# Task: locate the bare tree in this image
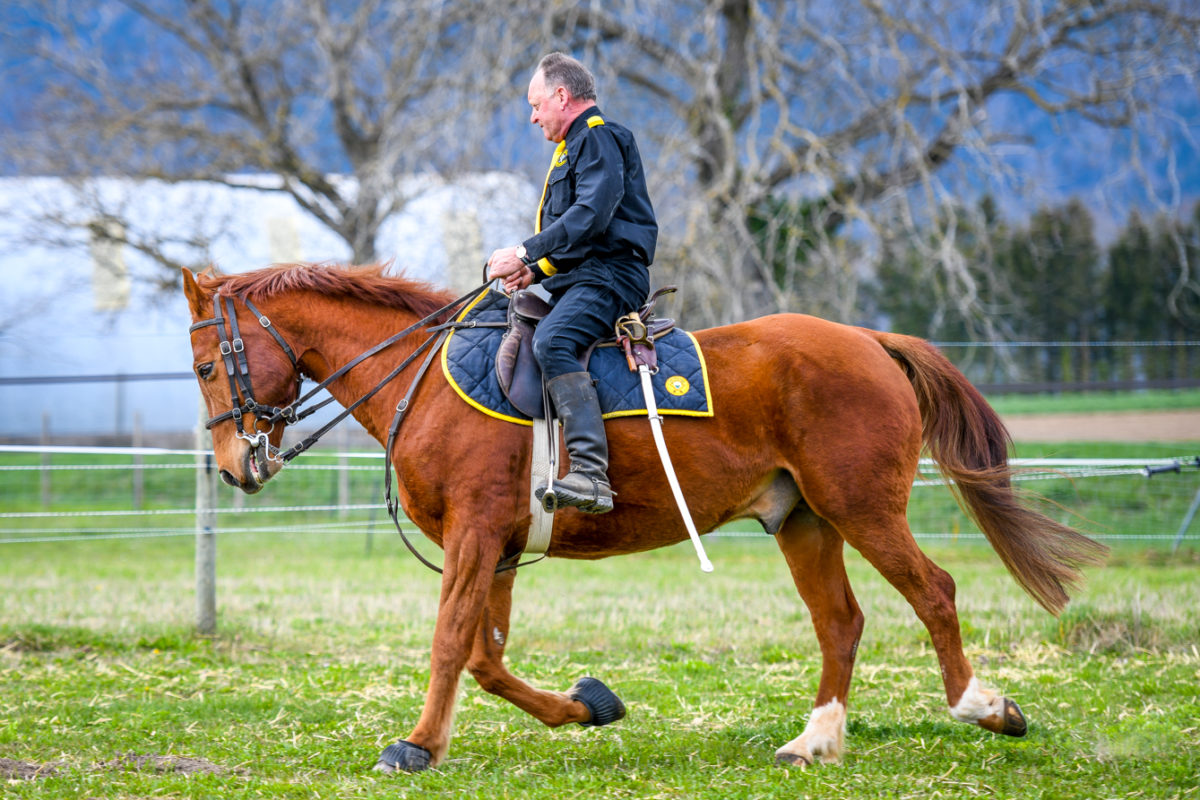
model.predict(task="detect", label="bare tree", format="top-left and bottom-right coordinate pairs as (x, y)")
top-left (5, 1), bottom-right (1197, 329)
top-left (550, 0), bottom-right (1200, 327)
top-left (3, 0), bottom-right (534, 273)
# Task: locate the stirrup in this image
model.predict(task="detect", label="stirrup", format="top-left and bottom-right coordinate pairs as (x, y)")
top-left (536, 475), bottom-right (613, 514)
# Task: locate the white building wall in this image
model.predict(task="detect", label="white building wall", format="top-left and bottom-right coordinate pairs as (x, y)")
top-left (0, 174), bottom-right (536, 438)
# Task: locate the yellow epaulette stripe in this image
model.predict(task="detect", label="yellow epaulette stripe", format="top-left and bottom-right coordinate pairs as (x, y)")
top-left (587, 115), bottom-right (605, 127)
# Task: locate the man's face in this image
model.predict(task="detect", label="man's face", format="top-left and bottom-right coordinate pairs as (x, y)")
top-left (528, 71), bottom-right (569, 143)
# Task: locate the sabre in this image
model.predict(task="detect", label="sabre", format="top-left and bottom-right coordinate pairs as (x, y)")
top-left (637, 363), bottom-right (714, 573)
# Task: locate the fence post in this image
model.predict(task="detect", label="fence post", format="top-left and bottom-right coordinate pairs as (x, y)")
top-left (40, 412), bottom-right (51, 508)
top-left (1173, 486), bottom-right (1200, 556)
top-left (195, 402), bottom-right (218, 636)
top-left (337, 425), bottom-right (350, 519)
top-left (132, 411), bottom-right (144, 510)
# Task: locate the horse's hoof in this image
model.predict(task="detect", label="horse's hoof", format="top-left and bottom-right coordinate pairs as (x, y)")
top-left (567, 676), bottom-right (626, 727)
top-left (774, 750), bottom-right (813, 768)
top-left (998, 698), bottom-right (1027, 737)
top-left (374, 740), bottom-right (432, 773)
top-left (978, 697), bottom-right (1028, 738)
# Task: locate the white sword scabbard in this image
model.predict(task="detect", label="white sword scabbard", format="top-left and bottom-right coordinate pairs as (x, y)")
top-left (638, 364), bottom-right (714, 573)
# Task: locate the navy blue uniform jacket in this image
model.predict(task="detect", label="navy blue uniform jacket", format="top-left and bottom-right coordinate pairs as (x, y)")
top-left (521, 107), bottom-right (658, 294)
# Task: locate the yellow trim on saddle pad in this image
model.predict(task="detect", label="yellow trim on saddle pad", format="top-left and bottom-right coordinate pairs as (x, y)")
top-left (598, 331), bottom-right (714, 420)
top-left (442, 301), bottom-right (714, 424)
top-left (440, 288), bottom-right (534, 427)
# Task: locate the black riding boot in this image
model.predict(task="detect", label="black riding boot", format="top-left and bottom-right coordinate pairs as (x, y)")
top-left (538, 371), bottom-right (614, 514)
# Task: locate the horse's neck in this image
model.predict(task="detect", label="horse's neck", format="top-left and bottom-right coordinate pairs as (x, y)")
top-left (285, 295), bottom-right (434, 442)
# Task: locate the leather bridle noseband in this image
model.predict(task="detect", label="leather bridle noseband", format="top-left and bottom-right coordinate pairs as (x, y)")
top-left (188, 294), bottom-right (304, 457)
top-left (186, 282), bottom-right (537, 574)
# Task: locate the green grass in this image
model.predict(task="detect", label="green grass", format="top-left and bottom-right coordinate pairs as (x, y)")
top-left (985, 388), bottom-right (1200, 415)
top-left (2, 425), bottom-right (1199, 797)
top-left (2, 530), bottom-right (1199, 799)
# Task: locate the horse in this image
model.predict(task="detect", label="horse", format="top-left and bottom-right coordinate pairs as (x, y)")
top-left (181, 262), bottom-right (1106, 772)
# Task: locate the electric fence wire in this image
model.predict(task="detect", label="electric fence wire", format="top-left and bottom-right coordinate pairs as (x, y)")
top-left (1, 451), bottom-right (1196, 545)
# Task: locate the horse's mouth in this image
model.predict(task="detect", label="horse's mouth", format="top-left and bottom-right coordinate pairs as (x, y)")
top-left (219, 443), bottom-right (272, 494)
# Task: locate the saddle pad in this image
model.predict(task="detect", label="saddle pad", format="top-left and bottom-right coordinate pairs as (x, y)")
top-left (441, 289), bottom-right (713, 426)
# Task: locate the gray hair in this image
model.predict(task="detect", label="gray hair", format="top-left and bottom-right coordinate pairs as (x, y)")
top-left (537, 52), bottom-right (597, 102)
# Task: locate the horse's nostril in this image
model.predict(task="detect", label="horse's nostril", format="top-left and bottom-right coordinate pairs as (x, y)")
top-left (218, 470), bottom-right (238, 487)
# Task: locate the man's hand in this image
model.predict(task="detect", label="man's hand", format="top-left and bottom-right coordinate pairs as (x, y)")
top-left (487, 246), bottom-right (534, 293)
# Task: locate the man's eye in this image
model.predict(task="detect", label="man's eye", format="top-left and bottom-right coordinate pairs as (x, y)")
top-left (196, 362), bottom-right (215, 380)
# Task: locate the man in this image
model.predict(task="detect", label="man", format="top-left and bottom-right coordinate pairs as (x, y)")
top-left (487, 52), bottom-right (658, 514)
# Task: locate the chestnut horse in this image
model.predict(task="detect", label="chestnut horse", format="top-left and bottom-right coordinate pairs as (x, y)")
top-left (181, 263), bottom-right (1105, 772)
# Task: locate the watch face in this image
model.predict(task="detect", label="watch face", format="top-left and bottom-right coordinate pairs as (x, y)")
top-left (516, 246), bottom-right (527, 259)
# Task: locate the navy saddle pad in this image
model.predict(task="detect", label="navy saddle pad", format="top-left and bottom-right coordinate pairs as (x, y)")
top-left (440, 289), bottom-right (713, 426)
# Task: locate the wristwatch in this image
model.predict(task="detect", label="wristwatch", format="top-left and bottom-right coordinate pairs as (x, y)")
top-left (515, 245), bottom-right (530, 265)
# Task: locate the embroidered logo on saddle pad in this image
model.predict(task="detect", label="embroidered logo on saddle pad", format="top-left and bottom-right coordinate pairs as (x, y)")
top-left (441, 290), bottom-right (713, 426)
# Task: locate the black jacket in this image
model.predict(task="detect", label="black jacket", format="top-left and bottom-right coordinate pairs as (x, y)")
top-left (521, 107), bottom-right (658, 285)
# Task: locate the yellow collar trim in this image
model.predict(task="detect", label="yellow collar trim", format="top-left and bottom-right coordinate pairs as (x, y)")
top-left (535, 139), bottom-right (568, 234)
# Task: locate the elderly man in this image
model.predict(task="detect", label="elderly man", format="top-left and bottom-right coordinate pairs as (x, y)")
top-left (487, 52), bottom-right (658, 514)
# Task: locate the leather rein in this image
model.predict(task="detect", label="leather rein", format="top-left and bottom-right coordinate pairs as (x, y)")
top-left (188, 281), bottom-right (533, 574)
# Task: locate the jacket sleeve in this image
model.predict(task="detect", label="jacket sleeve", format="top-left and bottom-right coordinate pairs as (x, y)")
top-left (522, 128), bottom-right (625, 273)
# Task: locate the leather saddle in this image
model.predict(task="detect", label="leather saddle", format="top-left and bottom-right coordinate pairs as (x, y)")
top-left (495, 287), bottom-right (677, 419)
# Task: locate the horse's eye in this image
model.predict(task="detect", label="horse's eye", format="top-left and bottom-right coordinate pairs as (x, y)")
top-left (196, 362), bottom-right (215, 381)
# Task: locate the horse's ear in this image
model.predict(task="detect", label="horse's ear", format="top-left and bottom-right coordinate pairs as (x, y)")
top-left (182, 267), bottom-right (209, 318)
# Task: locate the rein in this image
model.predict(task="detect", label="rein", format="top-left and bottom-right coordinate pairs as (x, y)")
top-left (189, 280), bottom-right (535, 574)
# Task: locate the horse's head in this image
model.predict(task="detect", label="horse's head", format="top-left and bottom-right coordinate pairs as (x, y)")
top-left (183, 268), bottom-right (302, 494)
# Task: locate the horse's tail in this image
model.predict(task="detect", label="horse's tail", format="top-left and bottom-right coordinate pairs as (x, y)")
top-left (870, 330), bottom-right (1108, 615)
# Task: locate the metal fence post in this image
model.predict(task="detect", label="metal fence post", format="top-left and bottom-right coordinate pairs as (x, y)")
top-left (1172, 486), bottom-right (1200, 556)
top-left (195, 402), bottom-right (218, 635)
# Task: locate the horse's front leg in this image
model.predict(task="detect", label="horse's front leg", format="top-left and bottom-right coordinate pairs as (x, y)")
top-left (467, 569), bottom-right (625, 728)
top-left (375, 528), bottom-right (502, 773)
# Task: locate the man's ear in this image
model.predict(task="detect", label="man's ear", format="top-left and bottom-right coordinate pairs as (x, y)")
top-left (182, 267), bottom-right (209, 318)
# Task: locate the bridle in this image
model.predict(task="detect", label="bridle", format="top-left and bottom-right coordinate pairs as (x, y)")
top-left (187, 281), bottom-right (536, 573)
top-left (188, 294), bottom-right (304, 458)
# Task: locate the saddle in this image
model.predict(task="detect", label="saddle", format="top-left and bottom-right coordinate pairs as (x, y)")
top-left (495, 287), bottom-right (678, 419)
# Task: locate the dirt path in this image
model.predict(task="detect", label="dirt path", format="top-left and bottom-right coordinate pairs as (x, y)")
top-left (1000, 409), bottom-right (1200, 443)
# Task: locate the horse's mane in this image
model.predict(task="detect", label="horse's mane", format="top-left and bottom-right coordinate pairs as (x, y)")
top-left (196, 262), bottom-right (457, 321)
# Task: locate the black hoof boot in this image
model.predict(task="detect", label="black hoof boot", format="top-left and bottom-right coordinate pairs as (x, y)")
top-left (374, 740), bottom-right (432, 773)
top-left (567, 676), bottom-right (626, 727)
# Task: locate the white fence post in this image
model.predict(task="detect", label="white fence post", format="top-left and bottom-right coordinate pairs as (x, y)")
top-left (40, 412), bottom-right (51, 507)
top-left (195, 402), bottom-right (218, 635)
top-left (337, 425), bottom-right (350, 519)
top-left (132, 411), bottom-right (144, 510)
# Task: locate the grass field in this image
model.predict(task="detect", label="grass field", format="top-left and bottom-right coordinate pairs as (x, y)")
top-left (2, 396), bottom-right (1199, 798)
top-left (3, 525), bottom-right (1199, 797)
top-left (984, 388), bottom-right (1200, 415)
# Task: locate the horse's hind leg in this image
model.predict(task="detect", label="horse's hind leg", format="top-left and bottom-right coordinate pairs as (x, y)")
top-left (834, 511), bottom-right (1027, 738)
top-left (466, 570), bottom-right (625, 728)
top-left (773, 510), bottom-right (864, 766)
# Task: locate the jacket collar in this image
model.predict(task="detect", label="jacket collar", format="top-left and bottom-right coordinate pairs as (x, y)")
top-left (563, 105), bottom-right (601, 142)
